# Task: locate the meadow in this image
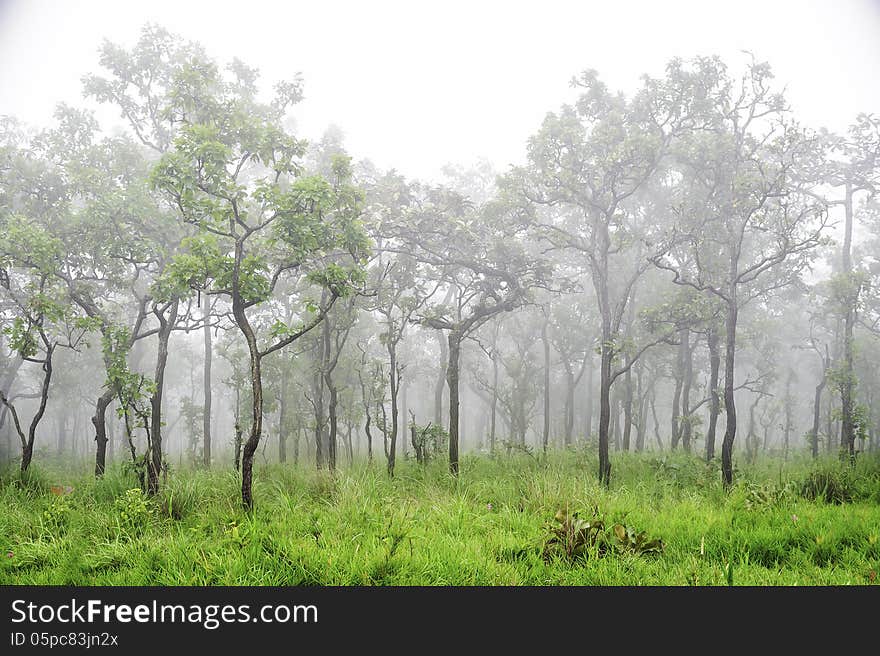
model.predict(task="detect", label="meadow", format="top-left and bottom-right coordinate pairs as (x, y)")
top-left (1, 450), bottom-right (878, 586)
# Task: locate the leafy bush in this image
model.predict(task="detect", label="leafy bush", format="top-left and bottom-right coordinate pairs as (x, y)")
top-left (113, 489), bottom-right (153, 537)
top-left (40, 497), bottom-right (70, 536)
top-left (542, 507), bottom-right (663, 562)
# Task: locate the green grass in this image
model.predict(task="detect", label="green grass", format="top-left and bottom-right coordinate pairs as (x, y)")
top-left (1, 450), bottom-right (878, 585)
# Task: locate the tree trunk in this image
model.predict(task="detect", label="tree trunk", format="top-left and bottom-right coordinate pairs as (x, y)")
top-left (490, 351), bottom-right (498, 452)
top-left (680, 329), bottom-right (693, 453)
top-left (364, 408), bottom-right (373, 463)
top-left (386, 342), bottom-right (399, 477)
top-left (147, 300), bottom-right (178, 496)
top-left (324, 320), bottom-right (339, 472)
top-left (92, 389), bottom-right (114, 477)
top-left (622, 364), bottom-right (633, 451)
top-left (564, 368), bottom-right (575, 446)
top-left (705, 328), bottom-right (721, 462)
top-left (239, 345), bottom-right (262, 510)
top-left (583, 353), bottom-right (593, 443)
top-left (635, 364), bottom-right (647, 452)
top-left (447, 330), bottom-right (462, 476)
top-left (839, 182), bottom-right (856, 461)
top-left (671, 337), bottom-right (684, 450)
top-left (598, 344), bottom-right (613, 485)
top-left (312, 334), bottom-right (326, 469)
top-left (278, 370), bottom-right (287, 464)
top-left (650, 387), bottom-right (664, 451)
top-left (435, 331), bottom-right (448, 428)
top-left (783, 372), bottom-right (793, 461)
top-left (19, 346), bottom-right (53, 473)
top-left (400, 378), bottom-right (408, 459)
top-left (611, 391), bottom-right (620, 451)
top-left (541, 319), bottom-right (550, 453)
top-left (202, 292), bottom-right (212, 468)
top-left (721, 298), bottom-right (738, 487)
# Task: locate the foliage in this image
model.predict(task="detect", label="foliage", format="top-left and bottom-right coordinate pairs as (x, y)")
top-left (113, 489), bottom-right (154, 538)
top-left (542, 507), bottom-right (663, 562)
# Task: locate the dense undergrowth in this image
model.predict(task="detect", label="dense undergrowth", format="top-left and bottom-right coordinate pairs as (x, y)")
top-left (1, 450), bottom-right (878, 585)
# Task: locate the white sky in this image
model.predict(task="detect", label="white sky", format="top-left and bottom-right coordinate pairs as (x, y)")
top-left (1, 0), bottom-right (879, 182)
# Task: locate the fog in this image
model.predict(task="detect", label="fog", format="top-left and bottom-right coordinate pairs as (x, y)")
top-left (1, 1), bottom-right (879, 503)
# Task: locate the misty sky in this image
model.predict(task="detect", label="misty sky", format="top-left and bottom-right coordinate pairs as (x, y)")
top-left (0, 0), bottom-right (878, 182)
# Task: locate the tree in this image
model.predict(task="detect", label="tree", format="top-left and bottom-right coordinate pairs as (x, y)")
top-left (506, 59), bottom-right (709, 484)
top-left (0, 219), bottom-right (89, 471)
top-left (821, 114), bottom-right (879, 460)
top-left (151, 51), bottom-right (368, 508)
top-left (651, 57), bottom-right (828, 485)
top-left (386, 185), bottom-right (546, 475)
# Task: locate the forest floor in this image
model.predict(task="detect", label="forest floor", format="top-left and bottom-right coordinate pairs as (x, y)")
top-left (1, 450), bottom-right (878, 585)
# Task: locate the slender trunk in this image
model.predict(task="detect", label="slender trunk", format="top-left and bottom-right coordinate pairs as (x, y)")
top-left (92, 389), bottom-right (114, 477)
top-left (651, 390), bottom-right (663, 451)
top-left (721, 298), bottom-right (738, 487)
top-left (435, 332), bottom-right (448, 428)
top-left (447, 330), bottom-right (462, 476)
top-left (706, 328), bottom-right (721, 462)
top-left (312, 337), bottom-right (326, 469)
top-left (490, 352), bottom-right (498, 452)
top-left (840, 187), bottom-right (856, 460)
top-left (541, 320), bottom-right (550, 453)
top-left (598, 345), bottom-right (612, 485)
top-left (400, 378), bottom-right (408, 459)
top-left (680, 329), bottom-right (693, 453)
top-left (238, 340), bottom-right (262, 510)
top-left (364, 409), bottom-right (373, 463)
top-left (106, 409), bottom-right (114, 464)
top-left (583, 353), bottom-right (593, 442)
top-left (671, 337), bottom-right (684, 450)
top-left (147, 299), bottom-right (178, 496)
top-left (635, 364), bottom-right (647, 452)
top-left (18, 346), bottom-right (54, 473)
top-left (826, 391), bottom-right (834, 454)
top-left (386, 342), bottom-right (399, 477)
top-left (564, 368), bottom-right (575, 446)
top-left (811, 376), bottom-right (826, 459)
top-left (611, 391), bottom-right (620, 451)
top-left (231, 247), bottom-right (264, 509)
top-left (746, 396), bottom-right (759, 465)
top-left (323, 319), bottom-right (338, 472)
top-left (783, 372), bottom-right (793, 461)
top-left (622, 365), bottom-right (633, 451)
top-left (278, 371), bottom-right (287, 464)
top-left (202, 292), bottom-right (212, 468)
